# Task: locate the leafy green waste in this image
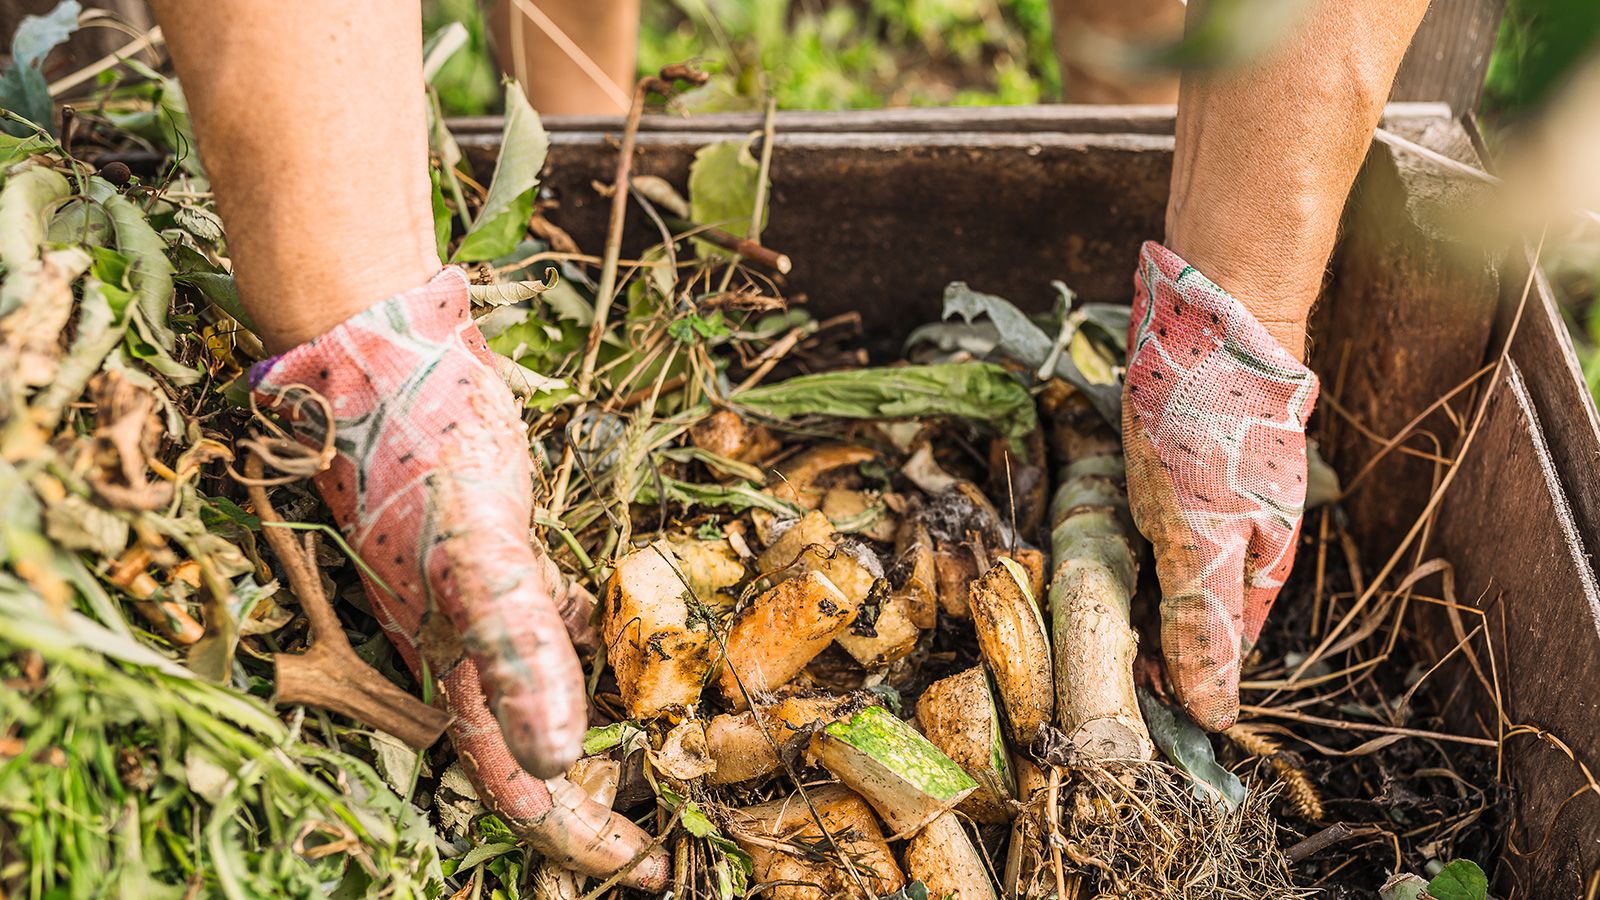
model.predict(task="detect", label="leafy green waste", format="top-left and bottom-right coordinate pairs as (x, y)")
top-left (1136, 686), bottom-right (1247, 810)
top-left (733, 362), bottom-right (1038, 447)
top-left (688, 136), bottom-right (764, 258)
top-left (452, 83), bottom-right (549, 262)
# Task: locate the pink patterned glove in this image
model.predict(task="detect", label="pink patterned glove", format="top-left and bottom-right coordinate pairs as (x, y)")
top-left (252, 268), bottom-right (668, 888)
top-left (1122, 241), bottom-right (1320, 731)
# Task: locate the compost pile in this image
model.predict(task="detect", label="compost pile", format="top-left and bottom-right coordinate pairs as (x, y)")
top-left (0, 45), bottom-right (1512, 900)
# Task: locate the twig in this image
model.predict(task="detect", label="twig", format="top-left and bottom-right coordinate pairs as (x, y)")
top-left (243, 455), bottom-right (450, 750)
top-left (49, 26), bottom-right (165, 97)
top-left (1283, 823), bottom-right (1374, 864)
top-left (548, 74), bottom-right (654, 515)
top-left (1236, 705), bottom-right (1497, 748)
top-left (664, 216), bottom-right (792, 274)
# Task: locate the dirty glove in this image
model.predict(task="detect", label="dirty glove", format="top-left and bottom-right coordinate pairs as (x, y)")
top-left (251, 268), bottom-right (668, 887)
top-left (1121, 241), bottom-right (1320, 731)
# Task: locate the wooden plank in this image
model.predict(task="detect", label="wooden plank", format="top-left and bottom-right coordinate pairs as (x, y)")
top-left (487, 131), bottom-right (1175, 352)
top-left (1391, 0), bottom-right (1505, 113)
top-left (448, 101), bottom-right (1454, 138)
top-left (1432, 362), bottom-right (1600, 896)
top-left (1312, 129), bottom-right (1501, 558)
top-left (1501, 256), bottom-right (1600, 607)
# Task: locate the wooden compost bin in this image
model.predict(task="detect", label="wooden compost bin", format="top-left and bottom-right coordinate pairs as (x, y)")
top-left (454, 103), bottom-right (1600, 895)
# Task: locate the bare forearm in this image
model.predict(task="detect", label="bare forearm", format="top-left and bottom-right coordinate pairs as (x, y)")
top-left (148, 0), bottom-right (440, 352)
top-left (1165, 0), bottom-right (1429, 357)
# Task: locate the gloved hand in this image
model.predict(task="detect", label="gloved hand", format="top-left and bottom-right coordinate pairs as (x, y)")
top-left (252, 268), bottom-right (669, 887)
top-left (1121, 241), bottom-right (1320, 731)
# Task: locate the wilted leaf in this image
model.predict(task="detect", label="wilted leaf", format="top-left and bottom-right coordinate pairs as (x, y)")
top-left (184, 745), bottom-right (232, 804)
top-left (371, 730), bottom-right (426, 795)
top-left (1379, 873), bottom-right (1429, 900)
top-left (172, 205), bottom-right (224, 243)
top-left (453, 85), bottom-right (547, 262)
top-left (467, 269), bottom-right (559, 307)
top-left (1136, 686), bottom-right (1247, 810)
top-left (0, 163), bottom-right (70, 266)
top-left (734, 362), bottom-right (1038, 448)
top-left (455, 840), bottom-right (519, 870)
top-left (940, 281), bottom-right (1122, 423)
top-left (43, 494), bottom-right (128, 556)
top-left (688, 136), bottom-right (763, 257)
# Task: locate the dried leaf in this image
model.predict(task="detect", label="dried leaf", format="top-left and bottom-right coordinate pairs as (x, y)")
top-left (467, 268), bottom-right (559, 307)
top-left (42, 494), bottom-right (128, 556)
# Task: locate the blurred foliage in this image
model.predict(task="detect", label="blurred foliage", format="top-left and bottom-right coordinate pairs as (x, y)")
top-left (425, 0), bottom-right (1058, 115)
top-left (1482, 0), bottom-right (1600, 120)
top-left (1483, 0), bottom-right (1600, 400)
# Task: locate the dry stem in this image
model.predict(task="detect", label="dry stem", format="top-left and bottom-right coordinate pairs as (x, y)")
top-left (244, 455), bottom-right (449, 750)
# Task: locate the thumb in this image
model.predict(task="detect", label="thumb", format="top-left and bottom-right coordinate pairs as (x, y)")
top-left (1159, 533), bottom-right (1249, 732)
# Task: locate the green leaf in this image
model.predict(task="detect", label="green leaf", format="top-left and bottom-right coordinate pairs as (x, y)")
top-left (452, 85), bottom-right (547, 262)
top-left (0, 63), bottom-right (51, 137)
top-left (0, 1), bottom-right (80, 137)
top-left (582, 721), bottom-right (647, 756)
top-left (734, 362), bottom-right (1038, 447)
top-left (0, 124), bottom-right (53, 164)
top-left (0, 162), bottom-right (69, 266)
top-left (1426, 860), bottom-right (1488, 900)
top-left (455, 841), bottom-right (519, 870)
top-left (668, 311), bottom-right (731, 344)
top-left (687, 136), bottom-right (763, 257)
top-left (430, 166), bottom-right (451, 260)
top-left (679, 800), bottom-right (719, 838)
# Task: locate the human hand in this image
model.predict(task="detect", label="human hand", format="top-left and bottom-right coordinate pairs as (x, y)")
top-left (1121, 241), bottom-right (1320, 731)
top-left (251, 268), bottom-right (668, 886)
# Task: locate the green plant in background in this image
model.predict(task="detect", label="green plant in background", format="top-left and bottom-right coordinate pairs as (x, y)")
top-left (425, 0), bottom-right (1059, 115)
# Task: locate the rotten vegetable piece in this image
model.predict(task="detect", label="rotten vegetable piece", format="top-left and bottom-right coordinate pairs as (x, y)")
top-left (719, 570), bottom-right (857, 707)
top-left (663, 534), bottom-right (747, 612)
top-left (728, 785), bottom-right (906, 900)
top-left (915, 667), bottom-right (1016, 823)
top-left (602, 541), bottom-right (715, 719)
top-left (821, 487), bottom-right (898, 542)
top-left (968, 558), bottom-right (1054, 744)
top-left (766, 443), bottom-right (879, 510)
top-left (933, 543), bottom-right (980, 618)
top-left (987, 427), bottom-right (1049, 541)
top-left (811, 705), bottom-right (977, 835)
top-left (1042, 380), bottom-right (1154, 761)
top-left (904, 810), bottom-right (998, 900)
top-left (705, 693), bottom-right (868, 785)
top-left (689, 408), bottom-right (780, 464)
top-left (1002, 757), bottom-right (1050, 900)
top-left (756, 509), bottom-right (882, 606)
top-left (892, 518), bottom-right (939, 629)
top-left (834, 588), bottom-right (921, 668)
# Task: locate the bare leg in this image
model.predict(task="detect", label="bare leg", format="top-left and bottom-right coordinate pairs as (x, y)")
top-left (1049, 0), bottom-right (1184, 104)
top-left (1166, 0), bottom-right (1430, 358)
top-left (150, 0), bottom-right (439, 354)
top-left (489, 0), bottom-right (638, 116)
